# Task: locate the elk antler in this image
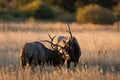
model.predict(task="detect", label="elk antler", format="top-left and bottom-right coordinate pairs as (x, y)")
top-left (40, 34), bottom-right (64, 50)
top-left (48, 34), bottom-right (57, 49)
top-left (66, 24), bottom-right (72, 39)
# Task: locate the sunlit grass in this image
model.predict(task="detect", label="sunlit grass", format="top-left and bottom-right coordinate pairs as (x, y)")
top-left (0, 22), bottom-right (120, 80)
top-left (0, 22), bottom-right (119, 32)
top-left (0, 65), bottom-right (120, 80)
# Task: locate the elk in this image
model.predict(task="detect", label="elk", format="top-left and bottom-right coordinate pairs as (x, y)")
top-left (54, 24), bottom-right (81, 71)
top-left (20, 34), bottom-right (65, 70)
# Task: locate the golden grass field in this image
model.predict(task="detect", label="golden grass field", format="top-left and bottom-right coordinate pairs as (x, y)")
top-left (0, 22), bottom-right (120, 80)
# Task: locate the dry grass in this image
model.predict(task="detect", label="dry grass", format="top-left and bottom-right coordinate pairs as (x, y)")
top-left (0, 66), bottom-right (120, 80)
top-left (0, 21), bottom-right (119, 32)
top-left (0, 22), bottom-right (120, 80)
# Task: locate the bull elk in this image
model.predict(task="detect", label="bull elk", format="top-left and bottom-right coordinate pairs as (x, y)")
top-left (20, 34), bottom-right (65, 70)
top-left (54, 24), bottom-right (81, 71)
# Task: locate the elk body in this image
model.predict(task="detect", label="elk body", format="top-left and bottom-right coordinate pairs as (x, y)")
top-left (54, 24), bottom-right (81, 71)
top-left (65, 36), bottom-right (81, 71)
top-left (20, 35), bottom-right (65, 70)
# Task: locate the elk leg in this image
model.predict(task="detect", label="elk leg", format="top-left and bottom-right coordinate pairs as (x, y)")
top-left (67, 60), bottom-right (71, 71)
top-left (29, 57), bottom-right (32, 66)
top-left (39, 61), bottom-right (45, 71)
top-left (20, 56), bottom-right (27, 69)
top-left (58, 65), bottom-right (62, 72)
top-left (30, 57), bottom-right (38, 71)
top-left (21, 60), bottom-right (26, 69)
top-left (67, 60), bottom-right (71, 73)
top-left (74, 61), bottom-right (78, 72)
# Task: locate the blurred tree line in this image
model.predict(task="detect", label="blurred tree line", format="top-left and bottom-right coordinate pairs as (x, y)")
top-left (0, 0), bottom-right (120, 24)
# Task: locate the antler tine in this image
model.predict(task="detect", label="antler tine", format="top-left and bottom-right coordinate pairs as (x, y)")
top-left (48, 34), bottom-right (66, 50)
top-left (48, 34), bottom-right (56, 41)
top-left (48, 34), bottom-right (56, 49)
top-left (39, 40), bottom-right (51, 43)
top-left (40, 34), bottom-right (64, 50)
top-left (66, 24), bottom-right (72, 38)
top-left (48, 34), bottom-right (52, 39)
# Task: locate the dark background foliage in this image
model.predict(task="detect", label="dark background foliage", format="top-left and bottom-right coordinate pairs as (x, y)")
top-left (0, 0), bottom-right (120, 24)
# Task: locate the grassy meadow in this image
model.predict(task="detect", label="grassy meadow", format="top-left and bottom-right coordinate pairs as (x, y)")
top-left (0, 22), bottom-right (120, 80)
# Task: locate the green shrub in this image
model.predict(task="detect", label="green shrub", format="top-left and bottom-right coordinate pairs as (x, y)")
top-left (19, 0), bottom-right (55, 19)
top-left (0, 10), bottom-right (26, 20)
top-left (34, 3), bottom-right (55, 19)
top-left (113, 5), bottom-right (120, 21)
top-left (76, 4), bottom-right (116, 24)
top-left (54, 9), bottom-right (75, 22)
top-left (19, 0), bottom-right (41, 17)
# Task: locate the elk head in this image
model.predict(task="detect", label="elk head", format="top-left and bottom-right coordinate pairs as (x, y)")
top-left (40, 34), bottom-right (68, 62)
top-left (63, 24), bottom-right (80, 60)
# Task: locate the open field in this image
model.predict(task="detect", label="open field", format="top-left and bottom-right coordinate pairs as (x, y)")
top-left (0, 22), bottom-right (120, 80)
top-left (0, 21), bottom-right (119, 32)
